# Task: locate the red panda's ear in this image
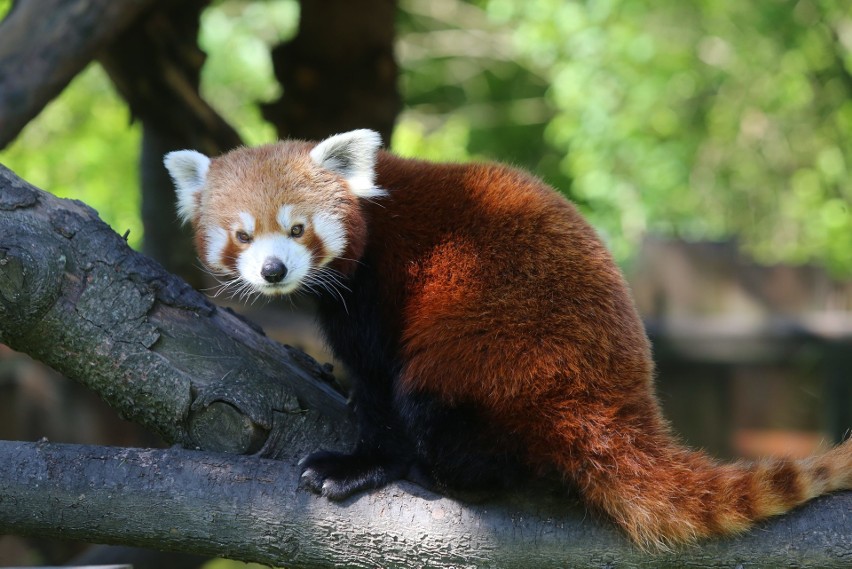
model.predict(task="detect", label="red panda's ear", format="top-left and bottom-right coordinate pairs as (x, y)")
top-left (310, 129), bottom-right (387, 199)
top-left (163, 150), bottom-right (211, 224)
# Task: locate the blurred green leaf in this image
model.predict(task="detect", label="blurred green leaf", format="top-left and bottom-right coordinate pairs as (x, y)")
top-left (459, 0), bottom-right (852, 275)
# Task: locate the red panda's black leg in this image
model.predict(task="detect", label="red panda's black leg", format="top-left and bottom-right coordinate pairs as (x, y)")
top-left (397, 389), bottom-right (530, 495)
top-left (305, 262), bottom-right (419, 499)
top-left (298, 377), bottom-right (414, 500)
top-left (299, 389), bottom-right (528, 501)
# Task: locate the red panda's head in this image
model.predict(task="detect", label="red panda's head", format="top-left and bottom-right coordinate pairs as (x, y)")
top-left (163, 129), bottom-right (384, 298)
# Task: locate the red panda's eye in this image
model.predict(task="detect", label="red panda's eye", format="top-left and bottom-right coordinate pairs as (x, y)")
top-left (236, 231), bottom-right (252, 244)
top-left (290, 224), bottom-right (304, 238)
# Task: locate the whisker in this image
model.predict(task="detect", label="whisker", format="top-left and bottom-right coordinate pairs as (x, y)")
top-left (335, 256), bottom-right (366, 267)
top-left (312, 270), bottom-right (351, 293)
top-left (304, 266), bottom-right (350, 314)
top-left (210, 278), bottom-right (240, 299)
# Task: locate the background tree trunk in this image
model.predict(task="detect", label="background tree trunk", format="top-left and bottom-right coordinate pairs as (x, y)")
top-left (99, 0), bottom-right (243, 288)
top-left (262, 0), bottom-right (401, 144)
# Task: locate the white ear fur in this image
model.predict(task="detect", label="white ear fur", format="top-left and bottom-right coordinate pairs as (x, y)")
top-left (163, 150), bottom-right (211, 224)
top-left (309, 129), bottom-right (386, 199)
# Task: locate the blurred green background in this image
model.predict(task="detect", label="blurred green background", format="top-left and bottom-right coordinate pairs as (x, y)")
top-left (1, 0), bottom-right (850, 275)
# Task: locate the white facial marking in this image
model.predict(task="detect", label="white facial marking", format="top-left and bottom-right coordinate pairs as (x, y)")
top-left (236, 235), bottom-right (312, 294)
top-left (312, 212), bottom-right (347, 263)
top-left (277, 205), bottom-right (294, 231)
top-left (238, 212), bottom-right (255, 235)
top-left (204, 226), bottom-right (229, 271)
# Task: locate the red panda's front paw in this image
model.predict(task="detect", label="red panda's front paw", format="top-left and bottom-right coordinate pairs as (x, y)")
top-left (299, 449), bottom-right (408, 501)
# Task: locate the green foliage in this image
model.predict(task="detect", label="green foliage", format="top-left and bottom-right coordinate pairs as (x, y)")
top-left (202, 558), bottom-right (270, 569)
top-left (397, 0), bottom-right (852, 273)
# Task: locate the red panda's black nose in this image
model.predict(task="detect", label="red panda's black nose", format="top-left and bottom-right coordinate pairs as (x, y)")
top-left (261, 258), bottom-right (288, 283)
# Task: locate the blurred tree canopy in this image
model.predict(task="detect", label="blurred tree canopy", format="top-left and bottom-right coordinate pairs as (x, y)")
top-left (1, 0), bottom-right (850, 274)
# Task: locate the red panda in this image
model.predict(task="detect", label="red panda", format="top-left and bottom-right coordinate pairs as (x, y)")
top-left (165, 129), bottom-right (852, 549)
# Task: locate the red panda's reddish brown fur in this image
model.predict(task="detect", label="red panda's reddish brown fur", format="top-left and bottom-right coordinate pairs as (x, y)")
top-left (370, 153), bottom-right (852, 549)
top-left (166, 131), bottom-right (852, 550)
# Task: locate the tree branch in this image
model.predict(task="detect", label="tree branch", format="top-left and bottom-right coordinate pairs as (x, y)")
top-left (98, 0), bottom-right (242, 158)
top-left (1, 165), bottom-right (850, 566)
top-left (0, 0), bottom-right (159, 149)
top-left (2, 441), bottom-right (850, 569)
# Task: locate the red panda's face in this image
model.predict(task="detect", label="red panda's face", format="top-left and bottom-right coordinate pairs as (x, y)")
top-left (202, 199), bottom-right (350, 297)
top-left (164, 130), bottom-right (383, 299)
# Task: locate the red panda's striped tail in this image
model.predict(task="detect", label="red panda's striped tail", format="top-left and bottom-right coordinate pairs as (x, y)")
top-left (540, 416), bottom-right (852, 549)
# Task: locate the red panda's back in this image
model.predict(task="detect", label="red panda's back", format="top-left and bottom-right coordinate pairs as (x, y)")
top-left (370, 153), bottom-right (653, 412)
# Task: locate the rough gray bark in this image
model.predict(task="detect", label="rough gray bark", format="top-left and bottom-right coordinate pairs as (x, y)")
top-left (0, 0), bottom-right (159, 149)
top-left (1, 165), bottom-right (851, 567)
top-left (2, 441), bottom-right (851, 569)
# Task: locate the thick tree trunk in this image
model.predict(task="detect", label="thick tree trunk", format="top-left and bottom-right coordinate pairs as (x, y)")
top-left (1, 166), bottom-right (850, 567)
